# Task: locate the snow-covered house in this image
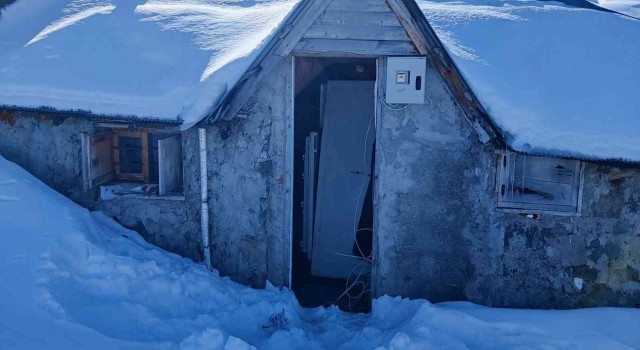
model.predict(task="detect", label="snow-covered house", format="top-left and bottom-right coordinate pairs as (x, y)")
top-left (1, 0), bottom-right (639, 310)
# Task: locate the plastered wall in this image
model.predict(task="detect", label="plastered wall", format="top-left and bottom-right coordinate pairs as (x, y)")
top-left (373, 58), bottom-right (640, 308)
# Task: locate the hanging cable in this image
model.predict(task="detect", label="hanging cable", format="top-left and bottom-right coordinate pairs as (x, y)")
top-left (352, 108), bottom-right (375, 261)
top-left (328, 102), bottom-right (376, 311)
top-left (382, 98), bottom-right (409, 111)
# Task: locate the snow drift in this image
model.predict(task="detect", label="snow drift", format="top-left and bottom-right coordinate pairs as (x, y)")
top-left (2, 156), bottom-right (640, 348)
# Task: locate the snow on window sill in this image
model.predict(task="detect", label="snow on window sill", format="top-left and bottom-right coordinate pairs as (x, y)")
top-left (100, 183), bottom-right (185, 201)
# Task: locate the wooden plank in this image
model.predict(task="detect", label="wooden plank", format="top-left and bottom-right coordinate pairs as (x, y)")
top-left (576, 162), bottom-right (585, 214)
top-left (386, 0), bottom-right (428, 54)
top-left (141, 132), bottom-right (149, 182)
top-left (112, 133), bottom-right (120, 176)
top-left (112, 131), bottom-right (145, 182)
top-left (498, 202), bottom-right (578, 213)
top-left (219, 0), bottom-right (332, 120)
top-left (304, 23), bottom-right (411, 41)
top-left (505, 178), bottom-right (575, 206)
top-left (326, 0), bottom-right (390, 12)
top-left (285, 55), bottom-right (295, 287)
top-left (302, 132), bottom-right (318, 259)
top-left (88, 133), bottom-right (114, 188)
top-left (497, 153), bottom-right (582, 212)
top-left (513, 155), bottom-right (578, 184)
top-left (317, 10), bottom-right (403, 27)
top-left (293, 38), bottom-right (418, 56)
top-left (275, 0), bottom-right (333, 58)
top-left (158, 135), bottom-right (183, 196)
top-left (82, 133), bottom-right (91, 192)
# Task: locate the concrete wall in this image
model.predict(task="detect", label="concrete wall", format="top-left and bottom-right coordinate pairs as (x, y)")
top-left (373, 58), bottom-right (640, 308)
top-left (0, 110), bottom-right (202, 261)
top-left (204, 59), bottom-right (291, 288)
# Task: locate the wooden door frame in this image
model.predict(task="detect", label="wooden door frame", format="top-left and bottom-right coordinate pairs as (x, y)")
top-left (287, 53), bottom-right (380, 293)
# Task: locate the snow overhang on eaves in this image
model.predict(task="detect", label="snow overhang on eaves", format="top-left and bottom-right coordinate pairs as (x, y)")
top-left (199, 0), bottom-right (313, 125)
top-left (1, 105), bottom-right (183, 126)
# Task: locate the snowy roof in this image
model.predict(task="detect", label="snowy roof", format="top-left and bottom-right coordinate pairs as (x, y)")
top-left (2, 0), bottom-right (639, 162)
top-left (0, 0), bottom-right (298, 128)
top-left (419, 0), bottom-right (640, 162)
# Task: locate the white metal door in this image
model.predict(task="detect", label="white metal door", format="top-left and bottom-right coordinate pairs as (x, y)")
top-left (311, 80), bottom-right (375, 279)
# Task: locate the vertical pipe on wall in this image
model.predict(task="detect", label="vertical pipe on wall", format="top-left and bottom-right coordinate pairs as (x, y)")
top-left (199, 128), bottom-right (211, 269)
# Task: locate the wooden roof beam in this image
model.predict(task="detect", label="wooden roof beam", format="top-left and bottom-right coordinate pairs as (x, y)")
top-left (214, 0), bottom-right (331, 121)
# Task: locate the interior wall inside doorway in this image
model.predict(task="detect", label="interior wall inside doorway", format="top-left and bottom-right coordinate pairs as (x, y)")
top-left (292, 57), bottom-right (377, 312)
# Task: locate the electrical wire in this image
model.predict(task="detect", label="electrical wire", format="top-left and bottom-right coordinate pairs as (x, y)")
top-left (330, 100), bottom-right (376, 312)
top-left (352, 108), bottom-right (374, 261)
top-left (327, 258), bottom-right (371, 312)
top-left (382, 98), bottom-right (409, 111)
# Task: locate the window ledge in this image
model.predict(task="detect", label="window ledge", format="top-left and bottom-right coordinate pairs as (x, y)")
top-left (497, 207), bottom-right (582, 217)
top-left (100, 183), bottom-right (185, 201)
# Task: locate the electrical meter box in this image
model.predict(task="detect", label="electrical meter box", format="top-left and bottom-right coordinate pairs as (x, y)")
top-left (385, 57), bottom-right (427, 104)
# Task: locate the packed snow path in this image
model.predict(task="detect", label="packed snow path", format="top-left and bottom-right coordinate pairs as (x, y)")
top-left (1, 155), bottom-right (640, 349)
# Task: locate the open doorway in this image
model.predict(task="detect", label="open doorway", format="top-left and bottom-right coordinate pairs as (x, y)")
top-left (292, 57), bottom-right (377, 312)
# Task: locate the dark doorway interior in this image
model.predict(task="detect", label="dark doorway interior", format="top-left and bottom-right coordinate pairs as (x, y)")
top-left (292, 57), bottom-right (376, 313)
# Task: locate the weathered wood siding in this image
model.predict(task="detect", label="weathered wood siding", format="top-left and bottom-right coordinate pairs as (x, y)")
top-left (158, 135), bottom-right (183, 196)
top-left (496, 153), bottom-right (583, 213)
top-left (294, 0), bottom-right (419, 56)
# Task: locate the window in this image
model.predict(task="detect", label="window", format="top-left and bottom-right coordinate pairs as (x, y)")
top-left (496, 152), bottom-right (583, 214)
top-left (82, 130), bottom-right (183, 196)
top-left (118, 136), bottom-right (144, 176)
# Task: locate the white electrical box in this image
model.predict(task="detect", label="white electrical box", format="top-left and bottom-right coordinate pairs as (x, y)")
top-left (385, 57), bottom-right (427, 104)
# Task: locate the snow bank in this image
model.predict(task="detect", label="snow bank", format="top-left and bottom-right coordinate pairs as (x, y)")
top-left (420, 0), bottom-right (640, 161)
top-left (2, 155), bottom-right (640, 348)
top-left (0, 0), bottom-right (298, 127)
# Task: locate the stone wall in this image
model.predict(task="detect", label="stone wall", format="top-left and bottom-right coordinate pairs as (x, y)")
top-left (3, 55), bottom-right (639, 308)
top-left (0, 110), bottom-right (95, 206)
top-left (468, 164), bottom-right (640, 308)
top-left (373, 58), bottom-right (640, 308)
top-left (204, 59), bottom-right (291, 288)
top-left (0, 110), bottom-right (202, 261)
top-left (95, 128), bottom-right (201, 261)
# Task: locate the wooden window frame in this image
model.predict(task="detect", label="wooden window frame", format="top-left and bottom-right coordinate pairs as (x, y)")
top-left (496, 151), bottom-right (585, 216)
top-left (83, 127), bottom-right (184, 197)
top-left (112, 131), bottom-right (150, 183)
